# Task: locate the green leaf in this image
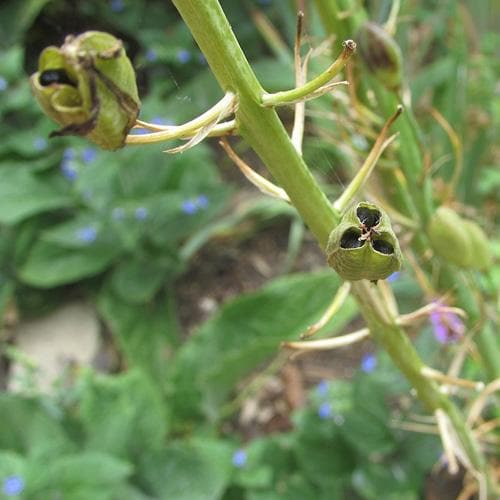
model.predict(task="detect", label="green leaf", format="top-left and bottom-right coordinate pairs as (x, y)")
top-left (351, 462), bottom-right (418, 500)
top-left (109, 258), bottom-right (172, 304)
top-left (97, 287), bottom-right (178, 382)
top-left (139, 438), bottom-right (232, 500)
top-left (0, 166), bottom-right (73, 225)
top-left (26, 451), bottom-right (132, 497)
top-left (170, 272), bottom-right (357, 423)
top-left (293, 413), bottom-right (355, 489)
top-left (342, 377), bottom-right (397, 456)
top-left (80, 369), bottom-right (169, 459)
top-left (19, 240), bottom-right (120, 287)
top-left (0, 394), bottom-right (72, 456)
top-left (0, 451), bottom-right (25, 478)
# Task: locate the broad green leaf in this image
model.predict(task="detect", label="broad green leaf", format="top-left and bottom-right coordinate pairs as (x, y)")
top-left (0, 451), bottom-right (25, 478)
top-left (139, 439), bottom-right (232, 500)
top-left (80, 369), bottom-right (169, 459)
top-left (109, 258), bottom-right (171, 303)
top-left (19, 240), bottom-right (120, 287)
top-left (342, 378), bottom-right (397, 456)
top-left (351, 462), bottom-right (418, 500)
top-left (97, 286), bottom-right (178, 382)
top-left (170, 272), bottom-right (358, 423)
top-left (0, 394), bottom-right (72, 455)
top-left (0, 166), bottom-right (73, 225)
top-left (26, 452), bottom-right (132, 499)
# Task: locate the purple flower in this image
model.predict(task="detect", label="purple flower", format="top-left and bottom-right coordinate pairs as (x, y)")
top-left (135, 207), bottom-right (149, 220)
top-left (33, 136), bottom-right (48, 151)
top-left (112, 207), bottom-right (125, 220)
top-left (387, 271), bottom-right (400, 283)
top-left (181, 199), bottom-right (197, 215)
top-left (430, 302), bottom-right (465, 344)
top-left (176, 49), bottom-right (191, 64)
top-left (3, 476), bottom-right (24, 496)
top-left (360, 353), bottom-right (377, 373)
top-left (60, 159), bottom-right (78, 181)
top-left (232, 449), bottom-right (247, 468)
top-left (0, 76), bottom-right (8, 91)
top-left (81, 147), bottom-right (97, 164)
top-left (318, 402), bottom-right (333, 420)
top-left (145, 48), bottom-right (158, 62)
top-left (76, 226), bottom-right (97, 244)
top-left (110, 0), bottom-right (124, 12)
top-left (315, 380), bottom-right (329, 397)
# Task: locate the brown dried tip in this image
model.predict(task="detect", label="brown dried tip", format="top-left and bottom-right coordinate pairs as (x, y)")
top-left (343, 40), bottom-right (357, 52)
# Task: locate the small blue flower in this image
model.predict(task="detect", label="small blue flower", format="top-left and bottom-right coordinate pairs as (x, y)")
top-left (315, 379), bottom-right (329, 397)
top-left (60, 159), bottom-right (78, 181)
top-left (0, 76), bottom-right (8, 91)
top-left (232, 449), bottom-right (247, 468)
top-left (145, 48), bottom-right (158, 62)
top-left (33, 136), bottom-right (48, 151)
top-left (360, 353), bottom-right (377, 373)
top-left (3, 475), bottom-right (25, 496)
top-left (112, 207), bottom-right (125, 220)
top-left (81, 147), bottom-right (97, 164)
top-left (129, 127), bottom-right (149, 135)
top-left (196, 194), bottom-right (209, 209)
top-left (181, 199), bottom-right (198, 215)
top-left (63, 147), bottom-right (76, 160)
top-left (387, 271), bottom-right (400, 283)
top-left (76, 226), bottom-right (97, 244)
top-left (151, 116), bottom-right (174, 126)
top-left (318, 402), bottom-right (333, 420)
top-left (135, 207), bottom-right (149, 220)
top-left (110, 0), bottom-right (124, 12)
top-left (176, 49), bottom-right (191, 64)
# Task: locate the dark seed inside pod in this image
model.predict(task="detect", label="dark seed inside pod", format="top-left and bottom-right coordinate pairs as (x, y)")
top-left (356, 206), bottom-right (381, 229)
top-left (39, 69), bottom-right (74, 87)
top-left (340, 230), bottom-right (365, 249)
top-left (372, 239), bottom-right (394, 254)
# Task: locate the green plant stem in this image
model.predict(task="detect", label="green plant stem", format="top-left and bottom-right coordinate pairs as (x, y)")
top-left (313, 0), bottom-right (500, 383)
top-left (262, 40), bottom-right (355, 107)
top-left (171, 0), bottom-right (488, 483)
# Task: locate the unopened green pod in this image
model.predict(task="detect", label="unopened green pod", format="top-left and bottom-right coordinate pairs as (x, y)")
top-left (326, 201), bottom-right (402, 281)
top-left (427, 207), bottom-right (473, 268)
top-left (461, 220), bottom-right (492, 271)
top-left (30, 31), bottom-right (140, 150)
top-left (356, 22), bottom-right (402, 91)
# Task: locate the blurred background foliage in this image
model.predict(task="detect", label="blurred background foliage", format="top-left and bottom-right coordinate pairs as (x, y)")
top-left (0, 0), bottom-right (497, 499)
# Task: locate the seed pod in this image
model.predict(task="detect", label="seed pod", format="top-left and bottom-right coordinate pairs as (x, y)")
top-left (326, 202), bottom-right (402, 281)
top-left (427, 207), bottom-right (473, 268)
top-left (30, 31), bottom-right (140, 150)
top-left (461, 220), bottom-right (492, 271)
top-left (356, 22), bottom-right (402, 91)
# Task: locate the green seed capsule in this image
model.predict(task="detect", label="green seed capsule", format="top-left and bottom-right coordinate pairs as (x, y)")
top-left (427, 207), bottom-right (473, 268)
top-left (356, 22), bottom-right (402, 91)
top-left (326, 202), bottom-right (402, 281)
top-left (462, 220), bottom-right (492, 271)
top-left (428, 207), bottom-right (492, 270)
top-left (30, 31), bottom-right (140, 150)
